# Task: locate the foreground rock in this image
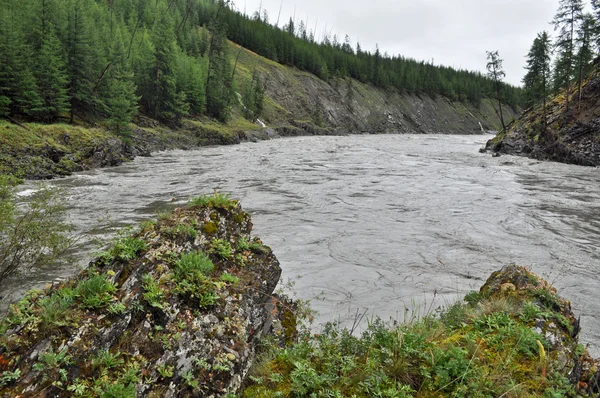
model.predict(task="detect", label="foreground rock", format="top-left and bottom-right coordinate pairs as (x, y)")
top-left (0, 196), bottom-right (286, 397)
top-left (485, 65), bottom-right (600, 166)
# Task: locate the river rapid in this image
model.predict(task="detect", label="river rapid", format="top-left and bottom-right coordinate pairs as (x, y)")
top-left (5, 134), bottom-right (600, 355)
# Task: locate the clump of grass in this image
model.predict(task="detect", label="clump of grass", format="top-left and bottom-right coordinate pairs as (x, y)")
top-left (173, 252), bottom-right (218, 308)
top-left (190, 192), bottom-right (236, 208)
top-left (76, 272), bottom-right (117, 310)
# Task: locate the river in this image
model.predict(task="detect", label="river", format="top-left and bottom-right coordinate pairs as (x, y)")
top-left (4, 134), bottom-right (600, 355)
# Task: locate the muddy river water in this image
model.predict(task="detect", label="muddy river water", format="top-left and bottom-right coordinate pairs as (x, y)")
top-left (4, 134), bottom-right (600, 355)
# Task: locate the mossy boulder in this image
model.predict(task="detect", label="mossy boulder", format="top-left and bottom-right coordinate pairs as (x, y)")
top-left (0, 198), bottom-right (287, 397)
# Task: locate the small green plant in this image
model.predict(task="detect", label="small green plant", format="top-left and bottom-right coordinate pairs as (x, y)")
top-left (220, 272), bottom-right (240, 284)
top-left (209, 239), bottom-right (233, 259)
top-left (91, 350), bottom-right (124, 371)
top-left (0, 369), bottom-right (21, 387)
top-left (237, 236), bottom-right (250, 251)
top-left (176, 251), bottom-right (214, 278)
top-left (157, 364), bottom-right (174, 379)
top-left (32, 348), bottom-right (72, 371)
top-left (142, 273), bottom-right (166, 310)
top-left (36, 288), bottom-right (76, 330)
top-left (108, 301), bottom-right (127, 315)
top-left (167, 223), bottom-right (198, 239)
top-left (190, 192), bottom-right (235, 208)
top-left (76, 272), bottom-right (117, 310)
top-left (248, 241), bottom-right (269, 254)
top-left (99, 233), bottom-right (147, 265)
top-left (181, 370), bottom-right (199, 388)
top-left (195, 358), bottom-right (211, 371)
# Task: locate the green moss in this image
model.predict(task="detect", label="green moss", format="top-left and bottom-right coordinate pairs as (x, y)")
top-left (202, 222), bottom-right (218, 235)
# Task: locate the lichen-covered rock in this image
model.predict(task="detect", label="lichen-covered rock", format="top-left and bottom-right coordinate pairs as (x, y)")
top-left (480, 264), bottom-right (600, 396)
top-left (0, 197), bottom-right (284, 397)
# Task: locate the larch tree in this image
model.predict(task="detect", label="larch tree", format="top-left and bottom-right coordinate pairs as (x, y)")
top-left (486, 50), bottom-right (507, 131)
top-left (552, 0), bottom-right (584, 112)
top-left (574, 13), bottom-right (598, 106)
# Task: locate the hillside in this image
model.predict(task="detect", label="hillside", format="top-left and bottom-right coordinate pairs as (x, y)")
top-left (0, 42), bottom-right (518, 180)
top-left (485, 64), bottom-right (600, 166)
top-left (0, 0), bottom-right (521, 179)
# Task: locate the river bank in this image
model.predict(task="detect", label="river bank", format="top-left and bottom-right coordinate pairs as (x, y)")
top-left (484, 66), bottom-right (600, 167)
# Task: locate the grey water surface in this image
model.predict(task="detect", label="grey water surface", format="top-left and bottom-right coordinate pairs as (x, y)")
top-left (4, 134), bottom-right (600, 355)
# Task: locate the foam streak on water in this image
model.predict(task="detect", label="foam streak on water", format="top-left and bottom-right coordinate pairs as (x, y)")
top-left (4, 134), bottom-right (600, 355)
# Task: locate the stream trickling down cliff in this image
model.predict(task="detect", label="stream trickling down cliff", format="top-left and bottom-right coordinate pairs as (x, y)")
top-left (5, 134), bottom-right (600, 355)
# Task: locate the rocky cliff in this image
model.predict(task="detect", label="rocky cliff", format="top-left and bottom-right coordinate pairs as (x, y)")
top-left (485, 65), bottom-right (600, 166)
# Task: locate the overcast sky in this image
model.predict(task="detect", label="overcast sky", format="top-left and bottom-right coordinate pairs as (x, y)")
top-left (234, 0), bottom-right (591, 87)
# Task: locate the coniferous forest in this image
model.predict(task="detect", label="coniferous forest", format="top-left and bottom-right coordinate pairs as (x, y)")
top-left (0, 0), bottom-right (523, 136)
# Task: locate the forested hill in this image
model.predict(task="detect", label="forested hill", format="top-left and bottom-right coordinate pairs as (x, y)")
top-left (0, 0), bottom-right (521, 133)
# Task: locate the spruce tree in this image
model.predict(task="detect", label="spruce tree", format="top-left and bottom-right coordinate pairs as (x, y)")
top-left (35, 29), bottom-right (70, 122)
top-left (206, 0), bottom-right (234, 122)
top-left (142, 11), bottom-right (188, 124)
top-left (65, 0), bottom-right (97, 122)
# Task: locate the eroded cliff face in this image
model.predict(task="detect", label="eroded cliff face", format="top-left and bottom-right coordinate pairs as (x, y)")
top-left (251, 46), bottom-right (517, 136)
top-left (0, 197), bottom-right (288, 397)
top-left (485, 65), bottom-right (600, 166)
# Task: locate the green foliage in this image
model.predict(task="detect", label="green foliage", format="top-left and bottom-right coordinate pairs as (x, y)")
top-left (523, 31), bottom-right (552, 110)
top-left (165, 223), bottom-right (198, 240)
top-left (181, 370), bottom-right (199, 388)
top-left (176, 251), bottom-right (215, 277)
top-left (76, 272), bottom-right (117, 309)
top-left (0, 175), bottom-right (74, 283)
top-left (36, 288), bottom-right (77, 330)
top-left (32, 348), bottom-right (73, 371)
top-left (237, 236), bottom-right (250, 251)
top-left (157, 364), bottom-right (174, 378)
top-left (243, 292), bottom-right (577, 398)
top-left (220, 272), bottom-right (240, 284)
top-left (173, 251), bottom-right (218, 307)
top-left (0, 0), bottom-right (523, 126)
top-left (91, 350), bottom-right (125, 371)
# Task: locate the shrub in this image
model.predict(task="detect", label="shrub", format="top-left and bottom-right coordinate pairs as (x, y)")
top-left (0, 175), bottom-right (74, 282)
